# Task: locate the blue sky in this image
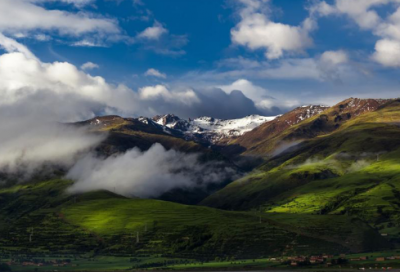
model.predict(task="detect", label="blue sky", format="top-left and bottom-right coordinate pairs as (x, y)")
top-left (1, 0), bottom-right (400, 119)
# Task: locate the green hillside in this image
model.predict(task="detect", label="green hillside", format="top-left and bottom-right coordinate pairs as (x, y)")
top-left (202, 100), bottom-right (400, 246)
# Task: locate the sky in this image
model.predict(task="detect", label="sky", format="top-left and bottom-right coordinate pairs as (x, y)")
top-left (1, 0), bottom-right (400, 120)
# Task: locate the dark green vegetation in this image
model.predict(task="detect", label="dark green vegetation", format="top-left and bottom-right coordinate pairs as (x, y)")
top-left (2, 98), bottom-right (400, 270)
top-left (0, 179), bottom-right (379, 258)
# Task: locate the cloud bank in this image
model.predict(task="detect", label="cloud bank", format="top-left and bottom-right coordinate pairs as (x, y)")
top-left (0, 37), bottom-right (242, 196)
top-left (67, 143), bottom-right (238, 198)
top-left (0, 117), bottom-right (104, 181)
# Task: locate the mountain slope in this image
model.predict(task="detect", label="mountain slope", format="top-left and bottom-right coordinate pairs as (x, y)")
top-left (201, 99), bottom-right (400, 243)
top-left (226, 105), bottom-right (329, 156)
top-left (228, 99), bottom-right (390, 157)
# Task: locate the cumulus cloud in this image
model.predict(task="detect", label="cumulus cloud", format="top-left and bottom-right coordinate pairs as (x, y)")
top-left (318, 50), bottom-right (349, 82)
top-left (219, 79), bottom-right (304, 113)
top-left (137, 83), bottom-right (269, 119)
top-left (81, 62), bottom-right (100, 71)
top-left (231, 0), bottom-right (313, 59)
top-left (0, 36), bottom-right (269, 121)
top-left (372, 39), bottom-right (400, 67)
top-left (133, 20), bottom-right (188, 56)
top-left (139, 85), bottom-right (200, 106)
top-left (320, 50), bottom-right (348, 65)
top-left (137, 22), bottom-right (168, 40)
top-left (0, 52), bottom-right (137, 118)
top-left (310, 0), bottom-right (400, 67)
top-left (219, 79), bottom-right (276, 110)
top-left (136, 85), bottom-right (267, 119)
top-left (67, 143), bottom-right (238, 198)
top-left (0, 40), bottom-right (128, 181)
top-left (145, 68), bottom-right (167, 78)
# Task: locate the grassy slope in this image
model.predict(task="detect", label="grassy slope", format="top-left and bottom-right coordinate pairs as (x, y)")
top-left (0, 179), bottom-right (384, 259)
top-left (201, 101), bottom-right (400, 244)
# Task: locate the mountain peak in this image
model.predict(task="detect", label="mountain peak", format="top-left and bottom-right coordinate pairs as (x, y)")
top-left (151, 114), bottom-right (277, 145)
top-left (153, 114), bottom-right (182, 126)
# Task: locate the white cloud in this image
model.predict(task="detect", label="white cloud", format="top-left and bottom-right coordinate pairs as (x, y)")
top-left (0, 36), bottom-right (117, 181)
top-left (320, 50), bottom-right (348, 65)
top-left (0, 0), bottom-right (119, 37)
top-left (0, 33), bottom-right (38, 60)
top-left (0, 51), bottom-right (137, 119)
top-left (0, 117), bottom-right (104, 180)
top-left (72, 40), bottom-right (106, 47)
top-left (309, 1), bottom-right (338, 17)
top-left (34, 34), bottom-right (51, 41)
top-left (372, 39), bottom-right (400, 67)
top-left (33, 0), bottom-right (94, 7)
top-left (335, 0), bottom-right (383, 29)
top-left (310, 0), bottom-right (400, 67)
top-left (231, 0), bottom-right (313, 59)
top-left (67, 143), bottom-right (237, 198)
top-left (219, 79), bottom-right (279, 110)
top-left (219, 79), bottom-right (269, 102)
top-left (81, 62), bottom-right (99, 70)
top-left (137, 22), bottom-right (168, 40)
top-left (144, 68), bottom-right (167, 78)
top-left (134, 21), bottom-right (187, 56)
top-left (219, 79), bottom-right (304, 111)
top-left (139, 85), bottom-right (199, 105)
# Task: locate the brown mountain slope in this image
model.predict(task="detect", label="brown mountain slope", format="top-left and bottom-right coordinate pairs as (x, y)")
top-left (230, 98), bottom-right (390, 156)
top-left (281, 98), bottom-right (391, 142)
top-left (226, 105), bottom-right (328, 156)
top-left (76, 115), bottom-right (207, 156)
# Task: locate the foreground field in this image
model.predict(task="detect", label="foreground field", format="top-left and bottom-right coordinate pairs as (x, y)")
top-left (0, 178), bottom-right (388, 264)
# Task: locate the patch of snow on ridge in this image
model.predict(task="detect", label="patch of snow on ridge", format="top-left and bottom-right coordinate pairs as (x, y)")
top-left (153, 114), bottom-right (277, 144)
top-left (191, 115), bottom-right (276, 137)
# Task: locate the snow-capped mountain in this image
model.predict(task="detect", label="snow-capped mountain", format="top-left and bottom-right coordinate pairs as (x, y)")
top-left (152, 114), bottom-right (277, 144)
